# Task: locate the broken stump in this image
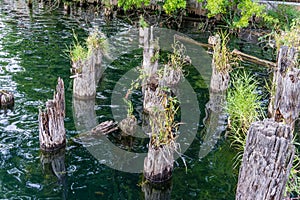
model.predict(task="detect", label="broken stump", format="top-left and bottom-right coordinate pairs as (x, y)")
top-left (236, 119), bottom-right (295, 200)
top-left (39, 78), bottom-right (66, 152)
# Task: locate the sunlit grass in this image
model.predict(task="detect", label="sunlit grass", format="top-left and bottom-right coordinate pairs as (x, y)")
top-left (226, 71), bottom-right (264, 167)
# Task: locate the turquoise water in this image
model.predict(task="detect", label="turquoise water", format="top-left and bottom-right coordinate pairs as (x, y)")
top-left (0, 1), bottom-right (253, 199)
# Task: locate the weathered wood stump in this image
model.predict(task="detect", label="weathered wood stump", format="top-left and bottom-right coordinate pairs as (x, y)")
top-left (72, 97), bottom-right (98, 132)
top-left (208, 35), bottom-right (230, 92)
top-left (40, 148), bottom-right (66, 182)
top-left (119, 115), bottom-right (137, 136)
top-left (236, 119), bottom-right (295, 200)
top-left (72, 46), bottom-right (103, 98)
top-left (39, 78), bottom-right (66, 152)
top-left (142, 179), bottom-right (172, 200)
top-left (268, 46), bottom-right (300, 128)
top-left (0, 90), bottom-right (14, 108)
top-left (144, 143), bottom-right (174, 183)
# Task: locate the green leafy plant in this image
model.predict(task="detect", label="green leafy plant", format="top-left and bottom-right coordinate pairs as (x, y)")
top-left (198, 0), bottom-right (277, 29)
top-left (117, 0), bottom-right (150, 11)
top-left (267, 4), bottom-right (300, 30)
top-left (226, 71), bottom-right (264, 167)
top-left (163, 0), bottom-right (186, 15)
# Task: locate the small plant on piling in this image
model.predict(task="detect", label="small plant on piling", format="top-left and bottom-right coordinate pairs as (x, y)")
top-left (226, 71), bottom-right (264, 167)
top-left (150, 92), bottom-right (180, 148)
top-left (211, 31), bottom-right (236, 74)
top-left (66, 32), bottom-right (89, 63)
top-left (86, 30), bottom-right (108, 53)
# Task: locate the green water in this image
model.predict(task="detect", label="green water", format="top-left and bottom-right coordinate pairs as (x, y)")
top-left (0, 1), bottom-right (267, 199)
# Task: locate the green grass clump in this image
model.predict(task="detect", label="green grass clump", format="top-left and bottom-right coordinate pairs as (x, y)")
top-left (226, 71), bottom-right (263, 155)
top-left (86, 31), bottom-right (108, 53)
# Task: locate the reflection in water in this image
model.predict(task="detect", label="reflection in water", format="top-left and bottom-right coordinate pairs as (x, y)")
top-left (142, 180), bottom-right (172, 200)
top-left (0, 0), bottom-right (239, 199)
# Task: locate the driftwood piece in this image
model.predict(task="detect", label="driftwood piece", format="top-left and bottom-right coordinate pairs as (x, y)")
top-left (144, 143), bottom-right (174, 183)
top-left (39, 78), bottom-right (66, 152)
top-left (91, 120), bottom-right (118, 135)
top-left (174, 34), bottom-right (277, 68)
top-left (232, 49), bottom-right (276, 68)
top-left (236, 119), bottom-right (295, 200)
top-left (72, 48), bottom-right (103, 98)
top-left (0, 90), bottom-right (14, 108)
top-left (269, 46), bottom-right (300, 128)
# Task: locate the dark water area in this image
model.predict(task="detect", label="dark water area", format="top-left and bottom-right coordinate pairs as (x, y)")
top-left (0, 1), bottom-right (273, 199)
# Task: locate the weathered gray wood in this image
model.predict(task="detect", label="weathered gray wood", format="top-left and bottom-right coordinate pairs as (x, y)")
top-left (141, 26), bottom-right (159, 77)
top-left (91, 120), bottom-right (118, 135)
top-left (236, 119), bottom-right (295, 200)
top-left (72, 47), bottom-right (103, 98)
top-left (269, 46), bottom-right (300, 128)
top-left (208, 35), bottom-right (230, 92)
top-left (142, 180), bottom-right (172, 200)
top-left (144, 143), bottom-right (174, 183)
top-left (72, 97), bottom-right (98, 132)
top-left (119, 115), bottom-right (137, 136)
top-left (0, 90), bottom-right (14, 108)
top-left (39, 78), bottom-right (66, 152)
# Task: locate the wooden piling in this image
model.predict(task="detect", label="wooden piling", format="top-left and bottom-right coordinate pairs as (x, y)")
top-left (38, 78), bottom-right (66, 152)
top-left (72, 48), bottom-right (103, 98)
top-left (208, 35), bottom-right (230, 93)
top-left (144, 143), bottom-right (174, 183)
top-left (0, 90), bottom-right (14, 108)
top-left (236, 119), bottom-right (294, 200)
top-left (268, 46), bottom-right (300, 128)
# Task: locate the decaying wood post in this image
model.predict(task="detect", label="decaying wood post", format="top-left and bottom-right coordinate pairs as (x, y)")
top-left (0, 90), bottom-right (14, 108)
top-left (208, 35), bottom-right (230, 92)
top-left (142, 179), bottom-right (172, 200)
top-left (236, 119), bottom-right (295, 200)
top-left (71, 32), bottom-right (104, 99)
top-left (268, 46), bottom-right (300, 128)
top-left (144, 144), bottom-right (175, 183)
top-left (39, 78), bottom-right (66, 151)
top-left (72, 97), bottom-right (98, 132)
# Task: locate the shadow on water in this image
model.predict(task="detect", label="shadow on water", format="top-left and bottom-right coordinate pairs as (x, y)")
top-left (0, 0), bottom-right (249, 199)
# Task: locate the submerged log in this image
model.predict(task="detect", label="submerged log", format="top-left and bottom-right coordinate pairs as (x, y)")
top-left (236, 119), bottom-right (295, 200)
top-left (39, 78), bottom-right (66, 152)
top-left (0, 90), bottom-right (14, 108)
top-left (144, 143), bottom-right (174, 183)
top-left (268, 46), bottom-right (300, 128)
top-left (72, 46), bottom-right (103, 98)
